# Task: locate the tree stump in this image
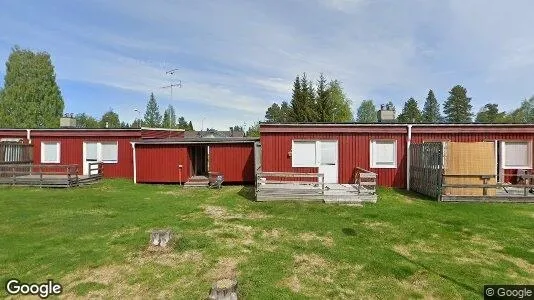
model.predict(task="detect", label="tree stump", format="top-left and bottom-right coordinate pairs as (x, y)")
top-left (150, 229), bottom-right (173, 247)
top-left (208, 278), bottom-right (238, 300)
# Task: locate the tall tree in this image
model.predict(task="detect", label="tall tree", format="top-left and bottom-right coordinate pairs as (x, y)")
top-left (505, 96), bottom-right (534, 123)
top-left (265, 103), bottom-right (281, 123)
top-left (162, 105), bottom-right (177, 128)
top-left (397, 98), bottom-right (422, 123)
top-left (356, 100), bottom-right (377, 123)
top-left (75, 113), bottom-right (99, 128)
top-left (0, 46), bottom-right (64, 128)
top-left (289, 74), bottom-right (316, 122)
top-left (280, 101), bottom-right (291, 122)
top-left (422, 89), bottom-right (441, 123)
top-left (143, 93), bottom-right (162, 127)
top-left (443, 85), bottom-right (473, 123)
top-left (230, 125), bottom-right (244, 133)
top-left (131, 118), bottom-right (142, 128)
top-left (315, 73), bottom-right (333, 122)
top-left (120, 121), bottom-right (130, 128)
top-left (99, 110), bottom-right (120, 128)
top-left (327, 80), bottom-right (353, 122)
top-left (475, 103), bottom-right (506, 123)
top-left (177, 116), bottom-right (188, 129)
top-left (188, 121), bottom-right (193, 130)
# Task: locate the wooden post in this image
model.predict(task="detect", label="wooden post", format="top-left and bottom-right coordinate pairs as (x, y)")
top-left (12, 166), bottom-right (15, 185)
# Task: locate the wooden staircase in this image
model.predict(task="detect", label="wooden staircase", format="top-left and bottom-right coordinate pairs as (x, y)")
top-left (184, 175), bottom-right (209, 187)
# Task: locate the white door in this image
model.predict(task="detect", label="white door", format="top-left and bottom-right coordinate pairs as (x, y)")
top-left (83, 142), bottom-right (98, 175)
top-left (318, 141), bottom-right (338, 183)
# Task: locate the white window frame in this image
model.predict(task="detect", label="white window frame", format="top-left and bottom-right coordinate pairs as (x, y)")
top-left (370, 139), bottom-right (397, 169)
top-left (502, 140), bottom-right (532, 169)
top-left (41, 141), bottom-right (61, 164)
top-left (84, 141), bottom-right (119, 164)
top-left (291, 140), bottom-right (338, 167)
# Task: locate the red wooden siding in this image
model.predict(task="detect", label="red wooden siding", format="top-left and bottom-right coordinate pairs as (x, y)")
top-left (261, 131), bottom-right (407, 188)
top-left (32, 136), bottom-right (135, 178)
top-left (135, 144), bottom-right (191, 183)
top-left (209, 144), bottom-right (255, 183)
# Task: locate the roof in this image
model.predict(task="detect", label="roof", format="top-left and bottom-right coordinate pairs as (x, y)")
top-left (133, 137), bottom-right (259, 145)
top-left (0, 127), bottom-right (185, 138)
top-left (260, 123), bottom-right (534, 134)
top-left (184, 130), bottom-right (245, 138)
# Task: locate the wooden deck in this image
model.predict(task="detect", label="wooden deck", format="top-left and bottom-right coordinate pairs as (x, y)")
top-left (441, 186), bottom-right (534, 202)
top-left (255, 170), bottom-right (377, 203)
top-left (0, 163), bottom-right (102, 188)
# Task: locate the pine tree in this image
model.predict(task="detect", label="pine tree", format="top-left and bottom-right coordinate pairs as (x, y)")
top-left (397, 98), bottom-right (422, 123)
top-left (188, 121), bottom-right (193, 130)
top-left (422, 89), bottom-right (441, 123)
top-left (289, 74), bottom-right (316, 122)
top-left (475, 103), bottom-right (506, 123)
top-left (0, 46), bottom-right (64, 128)
top-left (315, 73), bottom-right (332, 122)
top-left (143, 93), bottom-right (162, 127)
top-left (443, 85), bottom-right (473, 123)
top-left (265, 103), bottom-right (281, 123)
top-left (356, 100), bottom-right (377, 123)
top-left (280, 101), bottom-right (291, 122)
top-left (99, 110), bottom-right (120, 128)
top-left (162, 105), bottom-right (177, 128)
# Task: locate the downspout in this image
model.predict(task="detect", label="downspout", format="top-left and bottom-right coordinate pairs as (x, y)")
top-left (131, 142), bottom-right (137, 184)
top-left (26, 129), bottom-right (32, 144)
top-left (406, 125), bottom-right (412, 191)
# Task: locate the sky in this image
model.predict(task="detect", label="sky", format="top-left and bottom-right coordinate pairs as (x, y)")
top-left (0, 0), bottom-right (533, 130)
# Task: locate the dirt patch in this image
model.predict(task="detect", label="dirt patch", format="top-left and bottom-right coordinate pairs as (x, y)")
top-left (393, 245), bottom-right (413, 258)
top-left (135, 248), bottom-right (204, 267)
top-left (362, 220), bottom-right (396, 232)
top-left (262, 229), bottom-right (283, 239)
top-left (207, 257), bottom-right (242, 281)
top-left (298, 232), bottom-right (334, 247)
top-left (470, 235), bottom-right (503, 251)
top-left (63, 264), bottom-right (132, 286)
top-left (202, 205), bottom-right (237, 219)
top-left (111, 227), bottom-right (140, 239)
top-left (247, 211), bottom-right (271, 219)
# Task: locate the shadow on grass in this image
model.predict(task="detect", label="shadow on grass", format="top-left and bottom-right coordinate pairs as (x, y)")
top-left (238, 186), bottom-right (256, 201)
top-left (390, 249), bottom-right (479, 296)
top-left (391, 188), bottom-right (438, 202)
top-left (342, 228), bottom-right (357, 236)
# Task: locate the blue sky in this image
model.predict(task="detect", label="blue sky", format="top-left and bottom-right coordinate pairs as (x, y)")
top-left (0, 0), bottom-right (533, 129)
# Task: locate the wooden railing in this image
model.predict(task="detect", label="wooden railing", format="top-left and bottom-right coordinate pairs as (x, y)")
top-left (255, 172), bottom-right (325, 201)
top-left (0, 142), bottom-right (33, 164)
top-left (441, 173), bottom-right (534, 198)
top-left (0, 164), bottom-right (80, 187)
top-left (355, 167), bottom-right (377, 195)
top-left (88, 162), bottom-right (104, 178)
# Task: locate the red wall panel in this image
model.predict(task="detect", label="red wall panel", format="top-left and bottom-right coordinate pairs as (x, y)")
top-left (32, 136), bottom-right (135, 178)
top-left (209, 144), bottom-right (255, 183)
top-left (261, 132), bottom-right (407, 188)
top-left (135, 144), bottom-right (190, 183)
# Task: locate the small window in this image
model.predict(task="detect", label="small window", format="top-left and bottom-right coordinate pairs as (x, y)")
top-left (370, 140), bottom-right (397, 168)
top-left (41, 142), bottom-right (60, 163)
top-left (292, 141), bottom-right (317, 167)
top-left (503, 141), bottom-right (531, 169)
top-left (100, 142), bottom-right (118, 163)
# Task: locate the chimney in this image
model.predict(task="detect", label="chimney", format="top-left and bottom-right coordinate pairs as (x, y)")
top-left (60, 113), bottom-right (77, 128)
top-left (377, 104), bottom-right (396, 123)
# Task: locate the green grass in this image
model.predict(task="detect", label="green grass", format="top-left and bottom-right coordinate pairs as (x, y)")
top-left (0, 180), bottom-right (533, 299)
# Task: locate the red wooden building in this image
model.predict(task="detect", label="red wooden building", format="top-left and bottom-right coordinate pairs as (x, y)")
top-left (132, 137), bottom-right (259, 184)
top-left (260, 123), bottom-right (534, 188)
top-left (0, 128), bottom-right (184, 178)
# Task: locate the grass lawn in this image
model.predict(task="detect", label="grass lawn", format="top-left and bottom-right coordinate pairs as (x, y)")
top-left (1, 180), bottom-right (533, 299)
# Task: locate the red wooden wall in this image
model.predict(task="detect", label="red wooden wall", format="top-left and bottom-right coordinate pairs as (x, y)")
top-left (261, 131), bottom-right (408, 188)
top-left (31, 136), bottom-right (136, 178)
top-left (209, 144), bottom-right (255, 183)
top-left (135, 144), bottom-right (191, 183)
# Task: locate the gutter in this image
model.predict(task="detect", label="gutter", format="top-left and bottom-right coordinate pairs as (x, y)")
top-left (131, 142), bottom-right (137, 184)
top-left (406, 125), bottom-right (412, 191)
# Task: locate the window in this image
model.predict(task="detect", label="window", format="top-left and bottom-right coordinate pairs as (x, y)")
top-left (503, 141), bottom-right (531, 169)
top-left (292, 141), bottom-right (317, 167)
top-left (84, 141), bottom-right (119, 164)
top-left (370, 140), bottom-right (397, 168)
top-left (41, 142), bottom-right (60, 163)
top-left (100, 142), bottom-right (118, 163)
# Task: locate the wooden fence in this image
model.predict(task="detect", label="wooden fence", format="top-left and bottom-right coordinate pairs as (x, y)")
top-left (355, 167), bottom-right (377, 195)
top-left (255, 172), bottom-right (325, 201)
top-left (0, 163), bottom-right (103, 187)
top-left (0, 142), bottom-right (33, 164)
top-left (409, 142), bottom-right (443, 199)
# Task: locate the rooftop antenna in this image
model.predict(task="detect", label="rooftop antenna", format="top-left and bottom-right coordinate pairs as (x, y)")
top-left (165, 68), bottom-right (179, 75)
